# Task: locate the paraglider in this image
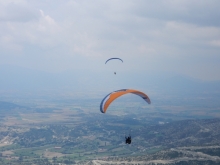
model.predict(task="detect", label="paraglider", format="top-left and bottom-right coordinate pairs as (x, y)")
top-left (100, 89), bottom-right (151, 113)
top-left (100, 89), bottom-right (151, 144)
top-left (105, 58), bottom-right (123, 75)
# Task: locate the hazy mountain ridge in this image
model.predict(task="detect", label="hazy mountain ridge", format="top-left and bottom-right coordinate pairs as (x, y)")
top-left (0, 65), bottom-right (220, 93)
top-left (0, 101), bottom-right (27, 114)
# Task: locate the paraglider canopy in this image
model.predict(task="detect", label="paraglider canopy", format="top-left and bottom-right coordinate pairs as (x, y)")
top-left (105, 58), bottom-right (123, 64)
top-left (100, 89), bottom-right (151, 113)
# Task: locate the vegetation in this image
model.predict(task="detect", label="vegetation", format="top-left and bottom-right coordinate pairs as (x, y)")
top-left (0, 98), bottom-right (219, 164)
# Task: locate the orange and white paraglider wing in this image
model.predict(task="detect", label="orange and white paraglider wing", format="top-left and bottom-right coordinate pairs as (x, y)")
top-left (100, 89), bottom-right (151, 113)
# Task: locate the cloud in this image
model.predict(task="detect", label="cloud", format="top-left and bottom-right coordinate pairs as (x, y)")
top-left (131, 0), bottom-right (220, 27)
top-left (0, 7), bottom-right (61, 53)
top-left (210, 40), bottom-right (220, 47)
top-left (0, 0), bottom-right (220, 80)
top-left (0, 1), bottom-right (39, 22)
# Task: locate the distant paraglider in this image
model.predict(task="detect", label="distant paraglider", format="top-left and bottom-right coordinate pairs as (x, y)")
top-left (100, 89), bottom-right (151, 113)
top-left (105, 58), bottom-right (123, 75)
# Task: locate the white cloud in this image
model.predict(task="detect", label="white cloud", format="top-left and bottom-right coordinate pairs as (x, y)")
top-left (0, 0), bottom-right (220, 80)
top-left (210, 40), bottom-right (220, 47)
top-left (0, 1), bottom-right (38, 22)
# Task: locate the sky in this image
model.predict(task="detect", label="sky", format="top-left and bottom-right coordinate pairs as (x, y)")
top-left (0, 0), bottom-right (220, 84)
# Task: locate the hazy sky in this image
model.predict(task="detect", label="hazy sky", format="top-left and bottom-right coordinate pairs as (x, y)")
top-left (1, 0), bottom-right (220, 81)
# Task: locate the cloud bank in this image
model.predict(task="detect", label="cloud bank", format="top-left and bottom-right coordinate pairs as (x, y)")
top-left (0, 0), bottom-right (219, 80)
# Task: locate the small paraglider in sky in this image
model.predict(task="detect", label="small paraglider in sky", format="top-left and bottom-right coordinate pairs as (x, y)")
top-left (105, 58), bottom-right (123, 75)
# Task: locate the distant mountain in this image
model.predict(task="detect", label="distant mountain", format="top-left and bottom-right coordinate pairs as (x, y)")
top-left (0, 101), bottom-right (26, 114)
top-left (0, 64), bottom-right (220, 96)
top-left (0, 101), bottom-right (23, 109)
top-left (0, 65), bottom-right (61, 91)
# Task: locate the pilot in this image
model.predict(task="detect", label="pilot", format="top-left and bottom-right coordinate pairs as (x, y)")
top-left (125, 135), bottom-right (131, 144)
